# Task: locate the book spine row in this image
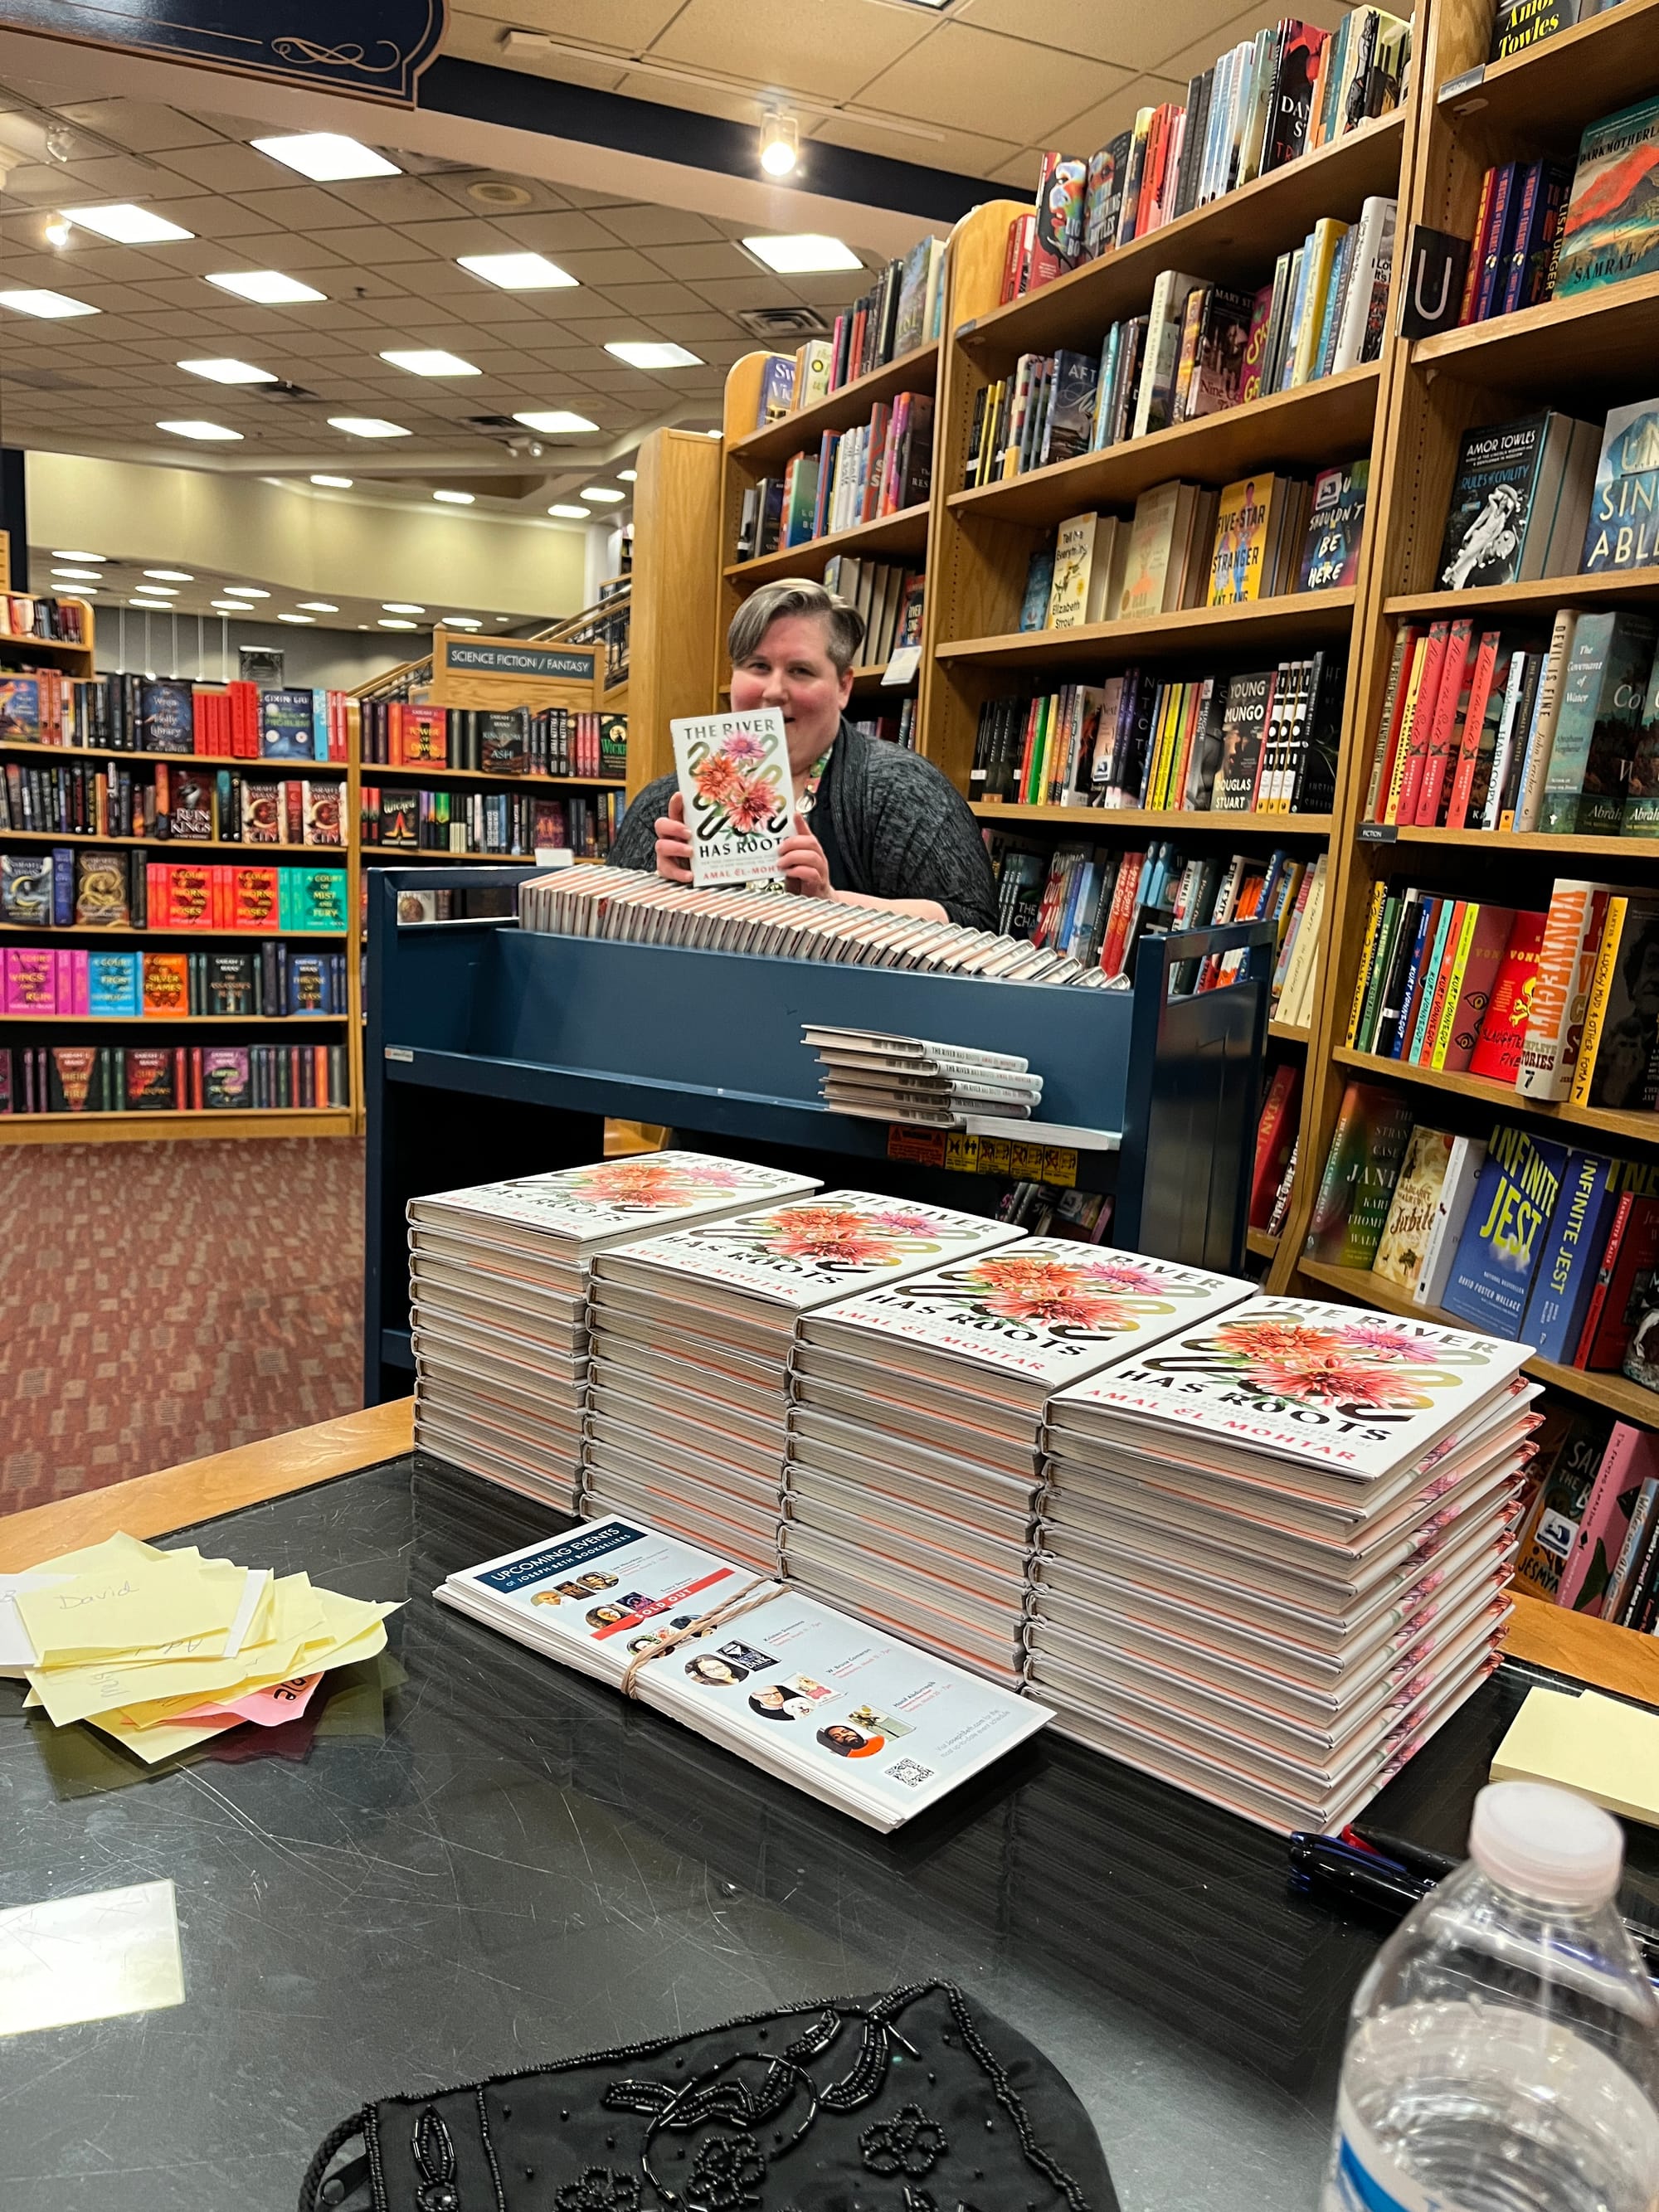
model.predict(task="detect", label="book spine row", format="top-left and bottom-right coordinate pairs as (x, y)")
top-left (0, 761), bottom-right (343, 843)
top-left (0, 941), bottom-right (347, 1017)
top-left (737, 396), bottom-right (934, 560)
top-left (358, 703), bottom-right (625, 778)
top-left (0, 679), bottom-right (351, 761)
top-left (359, 787), bottom-right (622, 858)
top-left (0, 1041), bottom-right (349, 1114)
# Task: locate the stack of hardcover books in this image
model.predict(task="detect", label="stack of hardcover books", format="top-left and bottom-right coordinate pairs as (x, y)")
top-left (805, 1024), bottom-right (1044, 1129)
top-left (781, 1242), bottom-right (1253, 1684)
top-left (407, 1152), bottom-right (820, 1509)
top-left (581, 1191), bottom-right (1024, 1572)
top-left (1029, 1297), bottom-right (1538, 1832)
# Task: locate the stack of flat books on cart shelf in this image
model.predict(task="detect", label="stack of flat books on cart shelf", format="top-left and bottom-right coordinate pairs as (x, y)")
top-left (581, 1192), bottom-right (1023, 1573)
top-left (406, 1153), bottom-right (820, 1509)
top-left (1029, 1298), bottom-right (1539, 1833)
top-left (781, 1242), bottom-right (1253, 1685)
top-left (805, 1024), bottom-right (1044, 1127)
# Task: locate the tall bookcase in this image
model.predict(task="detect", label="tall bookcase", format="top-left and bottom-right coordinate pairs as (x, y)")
top-left (922, 118), bottom-right (1421, 1275)
top-left (624, 425), bottom-right (722, 795)
top-left (1277, 0), bottom-right (1659, 1443)
top-left (0, 604), bottom-right (358, 1146)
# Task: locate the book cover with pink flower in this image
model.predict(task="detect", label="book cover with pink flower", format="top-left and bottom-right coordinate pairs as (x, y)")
top-left (670, 708), bottom-right (795, 888)
top-left (409, 1150), bottom-right (821, 1253)
top-left (598, 1190), bottom-right (1024, 1311)
top-left (1048, 1296), bottom-right (1533, 1481)
top-left (798, 1240), bottom-right (1253, 1393)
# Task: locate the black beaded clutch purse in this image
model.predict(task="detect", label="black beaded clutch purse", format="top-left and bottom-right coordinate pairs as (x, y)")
top-left (301, 1980), bottom-right (1118, 2212)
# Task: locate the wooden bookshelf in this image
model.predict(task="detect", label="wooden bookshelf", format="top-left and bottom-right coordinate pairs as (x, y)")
top-left (359, 766), bottom-right (625, 790)
top-left (1271, 0), bottom-right (1659, 1473)
top-left (7, 1013), bottom-right (348, 1025)
top-left (721, 502), bottom-right (932, 586)
top-left (0, 830), bottom-right (338, 854)
top-left (626, 425), bottom-right (721, 793)
top-left (0, 742), bottom-right (348, 774)
top-left (731, 342), bottom-right (942, 474)
top-left (935, 589), bottom-right (1359, 673)
top-left (0, 1106), bottom-right (353, 1147)
top-left (0, 921), bottom-right (346, 941)
top-left (974, 803), bottom-right (1335, 837)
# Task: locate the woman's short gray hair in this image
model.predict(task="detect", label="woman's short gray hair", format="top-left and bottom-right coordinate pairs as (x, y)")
top-left (727, 578), bottom-right (866, 677)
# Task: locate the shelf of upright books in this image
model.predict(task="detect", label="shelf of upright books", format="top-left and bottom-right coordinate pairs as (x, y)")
top-left (714, 234), bottom-right (958, 756)
top-left (922, 6), bottom-right (1419, 1274)
top-left (1278, 0), bottom-right (1659, 1632)
top-left (0, 627), bottom-right (356, 1140)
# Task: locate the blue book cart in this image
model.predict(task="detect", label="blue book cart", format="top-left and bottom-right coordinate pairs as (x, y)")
top-left (363, 866), bottom-right (1274, 1403)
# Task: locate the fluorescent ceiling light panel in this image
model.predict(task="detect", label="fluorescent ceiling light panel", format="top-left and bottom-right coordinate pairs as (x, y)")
top-left (158, 420), bottom-right (242, 440)
top-left (137, 584), bottom-right (178, 595)
top-left (380, 348), bottom-right (479, 377)
top-left (211, 601), bottom-right (244, 611)
top-left (329, 416), bottom-right (409, 439)
top-left (379, 618), bottom-right (418, 630)
top-left (581, 486), bottom-right (625, 503)
top-left (222, 586), bottom-right (268, 599)
top-left (251, 134), bottom-right (400, 181)
top-left (382, 602), bottom-right (425, 615)
top-left (742, 233), bottom-right (862, 274)
top-left (297, 601), bottom-right (339, 613)
top-left (66, 203), bottom-right (192, 244)
top-left (51, 567), bottom-right (100, 582)
top-left (512, 409), bottom-right (597, 435)
top-left (277, 612), bottom-right (314, 624)
top-left (443, 616), bottom-right (482, 628)
top-left (144, 569), bottom-right (192, 581)
top-left (207, 270), bottom-right (325, 304)
top-left (547, 504), bottom-right (590, 520)
top-left (130, 597), bottom-right (171, 608)
top-left (0, 289), bottom-right (96, 318)
top-left (310, 474), bottom-right (353, 489)
top-left (179, 357), bottom-right (276, 385)
top-left (52, 551), bottom-right (105, 562)
top-left (605, 341), bottom-right (701, 368)
top-left (617, 469), bottom-right (637, 482)
top-left (458, 252), bottom-right (577, 291)
top-left (432, 489), bottom-right (474, 504)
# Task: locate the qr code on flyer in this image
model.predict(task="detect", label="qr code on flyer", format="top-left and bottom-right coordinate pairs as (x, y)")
top-left (886, 1758), bottom-right (933, 1787)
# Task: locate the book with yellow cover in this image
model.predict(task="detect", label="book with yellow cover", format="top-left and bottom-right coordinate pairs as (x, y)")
top-left (1117, 483), bottom-right (1186, 620)
top-left (1209, 476), bottom-right (1282, 605)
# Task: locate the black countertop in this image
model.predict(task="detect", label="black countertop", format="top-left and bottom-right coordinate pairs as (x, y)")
top-left (1, 1452), bottom-right (1638, 2212)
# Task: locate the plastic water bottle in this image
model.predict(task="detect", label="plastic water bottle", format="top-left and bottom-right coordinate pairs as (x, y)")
top-left (1322, 1781), bottom-right (1659, 2212)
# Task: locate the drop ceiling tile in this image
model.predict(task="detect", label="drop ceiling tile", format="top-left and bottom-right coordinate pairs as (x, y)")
top-left (324, 174), bottom-right (472, 221)
top-left (640, 309), bottom-right (748, 341)
top-left (806, 110), bottom-right (1024, 182)
top-left (854, 24), bottom-right (1131, 146)
top-left (687, 275), bottom-right (802, 311)
top-left (1151, 2), bottom-right (1304, 84)
top-left (596, 205), bottom-right (723, 248)
top-left (158, 142), bottom-right (288, 193)
top-left (390, 214), bottom-right (522, 255)
top-left (962, 0), bottom-right (1234, 74)
top-left (388, 262), bottom-right (502, 301)
top-left (322, 226), bottom-right (438, 265)
top-left (456, 0), bottom-right (686, 53)
top-left (41, 151), bottom-right (184, 197)
top-left (483, 208), bottom-right (625, 254)
top-left (1050, 73), bottom-right (1189, 151)
top-left (597, 280), bottom-right (712, 318)
top-left (56, 100), bottom-right (227, 153)
top-left (645, 241), bottom-right (755, 282)
top-left (156, 198), bottom-right (286, 241)
top-left (646, 0), bottom-right (937, 102)
top-left (227, 185), bottom-right (372, 231)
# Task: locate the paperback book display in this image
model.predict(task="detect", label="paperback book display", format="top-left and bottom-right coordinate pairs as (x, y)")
top-left (782, 1243), bottom-right (1253, 1684)
top-left (358, 701), bottom-right (623, 778)
top-left (518, 868), bottom-right (1123, 989)
top-left (0, 761), bottom-right (342, 844)
top-left (359, 784), bottom-right (621, 859)
top-left (407, 1153), bottom-right (820, 1512)
top-left (1, 1039), bottom-right (348, 1113)
top-left (0, 673), bottom-right (349, 760)
top-left (0, 853), bottom-right (345, 932)
top-left (805, 1024), bottom-right (1044, 1128)
top-left (998, 12), bottom-right (1411, 301)
top-left (435, 1514), bottom-right (1049, 1834)
top-left (581, 1192), bottom-right (1025, 1573)
top-left (1030, 1298), bottom-right (1537, 1831)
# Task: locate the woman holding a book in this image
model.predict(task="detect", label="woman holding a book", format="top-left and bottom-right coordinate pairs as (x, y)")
top-left (611, 579), bottom-right (997, 929)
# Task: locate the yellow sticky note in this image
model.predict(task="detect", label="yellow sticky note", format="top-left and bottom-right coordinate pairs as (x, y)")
top-left (17, 1558), bottom-right (247, 1664)
top-left (85, 1709), bottom-right (241, 1764)
top-left (1491, 1687), bottom-right (1659, 1829)
top-left (28, 1636), bottom-right (303, 1729)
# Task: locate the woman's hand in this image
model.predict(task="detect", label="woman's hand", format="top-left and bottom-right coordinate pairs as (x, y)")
top-left (654, 790), bottom-right (693, 883)
top-left (779, 812), bottom-right (832, 899)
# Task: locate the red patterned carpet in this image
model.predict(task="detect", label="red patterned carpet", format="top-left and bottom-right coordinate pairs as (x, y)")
top-left (1, 1136), bottom-right (364, 1514)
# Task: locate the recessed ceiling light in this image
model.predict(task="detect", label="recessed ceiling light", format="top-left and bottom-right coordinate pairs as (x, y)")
top-left (581, 486), bottom-right (625, 503)
top-left (382, 602), bottom-right (426, 615)
top-left (158, 419), bottom-right (243, 440)
top-left (44, 213), bottom-right (71, 250)
top-left (207, 270), bottom-right (325, 304)
top-left (251, 133), bottom-right (400, 182)
top-left (179, 357), bottom-right (277, 385)
top-left (297, 600), bottom-right (339, 613)
top-left (223, 586), bottom-right (269, 599)
top-left (0, 289), bottom-right (97, 318)
top-left (381, 348), bottom-right (479, 377)
top-left (66, 202), bottom-right (193, 244)
top-left (379, 618), bottom-right (418, 630)
top-left (277, 612), bottom-right (315, 624)
top-left (512, 409), bottom-right (598, 435)
top-left (329, 416), bottom-right (409, 439)
top-left (617, 469), bottom-right (638, 483)
top-left (51, 566), bottom-right (101, 582)
top-left (211, 601), bottom-right (245, 612)
top-left (442, 615), bottom-right (482, 629)
top-left (52, 551), bottom-right (105, 562)
top-left (130, 597), bottom-right (172, 609)
top-left (310, 474), bottom-right (353, 489)
top-left (432, 489), bottom-right (475, 504)
top-left (547, 503), bottom-right (591, 520)
top-left (144, 569), bottom-right (193, 582)
top-left (458, 251), bottom-right (577, 291)
top-left (742, 233), bottom-right (863, 274)
top-left (606, 340), bottom-right (702, 369)
top-left (136, 583), bottom-right (179, 595)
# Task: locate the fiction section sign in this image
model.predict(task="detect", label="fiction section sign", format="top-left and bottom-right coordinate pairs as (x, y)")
top-left (0, 0), bottom-right (448, 104)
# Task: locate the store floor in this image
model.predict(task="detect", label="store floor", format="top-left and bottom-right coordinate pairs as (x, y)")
top-left (1, 1136), bottom-right (363, 1514)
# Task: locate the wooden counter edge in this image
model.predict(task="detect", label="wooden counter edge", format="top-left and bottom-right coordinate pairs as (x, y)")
top-left (0, 1399), bottom-right (414, 1571)
top-left (1505, 1592), bottom-right (1659, 1708)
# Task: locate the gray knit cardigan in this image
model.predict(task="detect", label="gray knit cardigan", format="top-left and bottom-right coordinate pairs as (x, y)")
top-left (607, 718), bottom-right (999, 932)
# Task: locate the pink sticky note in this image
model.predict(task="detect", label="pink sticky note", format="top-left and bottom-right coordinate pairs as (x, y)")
top-left (173, 1673), bottom-right (323, 1728)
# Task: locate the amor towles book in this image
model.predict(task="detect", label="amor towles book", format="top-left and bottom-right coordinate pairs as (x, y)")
top-left (1045, 1296), bottom-right (1532, 1481)
top-left (671, 710), bottom-right (795, 888)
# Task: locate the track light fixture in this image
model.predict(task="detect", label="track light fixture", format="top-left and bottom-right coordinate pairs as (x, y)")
top-left (759, 110), bottom-right (800, 177)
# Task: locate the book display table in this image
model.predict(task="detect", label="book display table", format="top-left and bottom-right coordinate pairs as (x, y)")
top-left (361, 865), bottom-right (1277, 1405)
top-left (6, 1415), bottom-right (1652, 2212)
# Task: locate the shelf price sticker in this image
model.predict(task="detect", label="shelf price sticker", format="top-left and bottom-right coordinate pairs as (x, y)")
top-left (887, 1126), bottom-right (1078, 1188)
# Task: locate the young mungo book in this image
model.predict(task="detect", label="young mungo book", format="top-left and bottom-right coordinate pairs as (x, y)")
top-left (670, 709), bottom-right (794, 887)
top-left (437, 1514), bottom-right (1052, 1832)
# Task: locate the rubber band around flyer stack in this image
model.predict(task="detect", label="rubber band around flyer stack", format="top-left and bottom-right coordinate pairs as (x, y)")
top-left (618, 1576), bottom-right (779, 1699)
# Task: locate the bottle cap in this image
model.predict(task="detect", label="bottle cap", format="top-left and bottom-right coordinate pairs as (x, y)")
top-left (1470, 1780), bottom-right (1624, 1908)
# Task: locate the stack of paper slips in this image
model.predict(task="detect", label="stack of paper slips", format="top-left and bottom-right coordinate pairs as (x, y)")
top-left (782, 1243), bottom-right (1254, 1685)
top-left (0, 1532), bottom-right (400, 1764)
top-left (804, 1026), bottom-right (1044, 1128)
top-left (408, 1151), bottom-right (821, 1510)
top-left (1029, 1299), bottom-right (1540, 1835)
top-left (582, 1191), bottom-right (1027, 1574)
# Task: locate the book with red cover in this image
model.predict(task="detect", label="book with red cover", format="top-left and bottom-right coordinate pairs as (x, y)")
top-left (1438, 903), bottom-right (1519, 1073)
top-left (1577, 1184), bottom-right (1659, 1369)
top-left (1557, 1421), bottom-right (1659, 1614)
top-left (1238, 285), bottom-right (1274, 405)
top-left (1392, 621), bottom-right (1451, 824)
top-left (141, 951), bottom-right (188, 1017)
top-left (125, 1048), bottom-right (177, 1110)
top-left (1467, 910), bottom-right (1549, 1082)
top-left (1250, 1062), bottom-right (1302, 1228)
top-left (1413, 619), bottom-right (1476, 826)
top-left (164, 862), bottom-right (212, 930)
top-left (1445, 632), bottom-right (1506, 829)
top-left (231, 865), bottom-right (280, 931)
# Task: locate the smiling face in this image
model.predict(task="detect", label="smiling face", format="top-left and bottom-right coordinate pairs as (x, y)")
top-left (728, 611), bottom-right (854, 778)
